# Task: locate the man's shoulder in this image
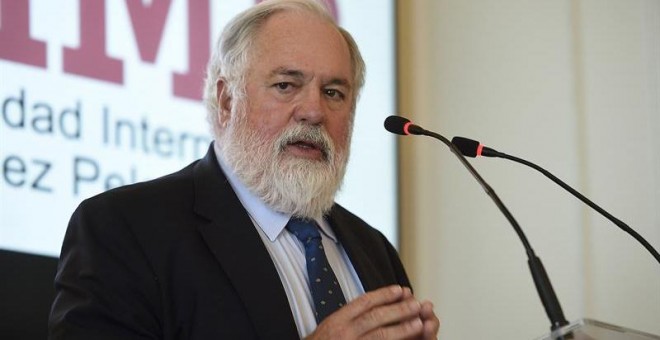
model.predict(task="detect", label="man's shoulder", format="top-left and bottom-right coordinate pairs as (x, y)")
top-left (66, 158), bottom-right (214, 256)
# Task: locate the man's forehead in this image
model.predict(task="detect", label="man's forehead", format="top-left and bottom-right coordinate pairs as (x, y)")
top-left (246, 11), bottom-right (353, 84)
top-left (253, 12), bottom-right (350, 59)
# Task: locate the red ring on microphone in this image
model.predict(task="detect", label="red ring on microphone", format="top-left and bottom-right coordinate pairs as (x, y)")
top-left (476, 143), bottom-right (484, 156)
top-left (403, 122), bottom-right (412, 135)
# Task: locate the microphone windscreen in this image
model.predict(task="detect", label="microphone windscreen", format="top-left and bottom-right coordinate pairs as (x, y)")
top-left (384, 116), bottom-right (411, 135)
top-left (451, 136), bottom-right (480, 158)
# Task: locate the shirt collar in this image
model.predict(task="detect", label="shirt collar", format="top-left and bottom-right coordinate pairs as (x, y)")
top-left (213, 142), bottom-right (338, 243)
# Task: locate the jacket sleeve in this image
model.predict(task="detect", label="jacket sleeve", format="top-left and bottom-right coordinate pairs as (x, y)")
top-left (48, 196), bottom-right (162, 340)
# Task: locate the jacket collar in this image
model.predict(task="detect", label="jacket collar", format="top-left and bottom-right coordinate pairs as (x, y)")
top-left (192, 144), bottom-right (299, 339)
top-left (326, 206), bottom-right (385, 292)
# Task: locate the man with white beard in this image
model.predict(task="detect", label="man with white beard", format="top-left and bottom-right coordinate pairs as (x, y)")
top-left (49, 0), bottom-right (440, 339)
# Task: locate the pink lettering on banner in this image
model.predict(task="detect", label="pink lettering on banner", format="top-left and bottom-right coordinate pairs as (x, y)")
top-left (63, 0), bottom-right (124, 84)
top-left (126, 0), bottom-right (172, 63)
top-left (172, 0), bottom-right (210, 101)
top-left (1, 0), bottom-right (311, 102)
top-left (0, 0), bottom-right (47, 68)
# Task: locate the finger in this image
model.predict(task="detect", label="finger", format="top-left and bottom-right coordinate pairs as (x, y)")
top-left (419, 301), bottom-right (440, 339)
top-left (337, 285), bottom-right (405, 321)
top-left (352, 297), bottom-right (422, 336)
top-left (420, 301), bottom-right (434, 319)
top-left (401, 286), bottom-right (413, 300)
top-left (422, 316), bottom-right (440, 340)
top-left (363, 316), bottom-right (424, 340)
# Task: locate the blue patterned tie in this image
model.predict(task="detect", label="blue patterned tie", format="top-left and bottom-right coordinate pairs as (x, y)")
top-left (286, 218), bottom-right (347, 323)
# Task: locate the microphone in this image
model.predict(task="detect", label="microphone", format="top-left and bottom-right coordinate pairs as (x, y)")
top-left (384, 115), bottom-right (425, 135)
top-left (451, 136), bottom-right (660, 265)
top-left (384, 115), bottom-right (569, 331)
top-left (451, 136), bottom-right (498, 157)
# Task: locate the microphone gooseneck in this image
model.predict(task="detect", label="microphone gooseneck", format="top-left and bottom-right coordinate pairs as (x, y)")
top-left (451, 136), bottom-right (660, 265)
top-left (386, 115), bottom-right (569, 331)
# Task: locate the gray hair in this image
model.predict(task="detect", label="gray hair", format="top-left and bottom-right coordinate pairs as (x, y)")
top-left (203, 0), bottom-right (366, 138)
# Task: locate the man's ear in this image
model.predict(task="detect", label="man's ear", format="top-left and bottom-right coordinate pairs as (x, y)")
top-left (216, 78), bottom-right (232, 127)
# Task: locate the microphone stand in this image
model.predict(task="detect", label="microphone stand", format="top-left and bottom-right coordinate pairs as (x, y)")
top-left (414, 127), bottom-right (570, 331)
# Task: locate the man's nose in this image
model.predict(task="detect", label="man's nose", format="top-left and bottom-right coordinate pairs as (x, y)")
top-left (294, 88), bottom-right (325, 125)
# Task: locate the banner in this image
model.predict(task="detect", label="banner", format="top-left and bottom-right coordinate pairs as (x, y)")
top-left (0, 0), bottom-right (396, 256)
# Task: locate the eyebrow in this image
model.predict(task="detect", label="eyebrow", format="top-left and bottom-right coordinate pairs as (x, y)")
top-left (325, 77), bottom-right (350, 89)
top-left (269, 67), bottom-right (305, 80)
top-left (268, 67), bottom-right (351, 89)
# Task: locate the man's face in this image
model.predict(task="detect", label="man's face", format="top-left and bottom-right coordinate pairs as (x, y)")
top-left (216, 11), bottom-right (356, 219)
top-left (242, 10), bottom-right (354, 162)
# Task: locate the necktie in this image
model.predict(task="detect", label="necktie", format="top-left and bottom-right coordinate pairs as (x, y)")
top-left (286, 218), bottom-right (347, 323)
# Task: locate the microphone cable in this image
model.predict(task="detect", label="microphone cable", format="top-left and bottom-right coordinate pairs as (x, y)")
top-left (451, 136), bottom-right (660, 265)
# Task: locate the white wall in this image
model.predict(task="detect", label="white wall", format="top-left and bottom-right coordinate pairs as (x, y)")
top-left (398, 0), bottom-right (660, 338)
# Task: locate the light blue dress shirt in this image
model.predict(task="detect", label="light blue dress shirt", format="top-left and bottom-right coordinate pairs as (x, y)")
top-left (213, 143), bottom-right (365, 337)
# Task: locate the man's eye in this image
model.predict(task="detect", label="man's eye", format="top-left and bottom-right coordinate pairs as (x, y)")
top-left (274, 82), bottom-right (291, 90)
top-left (324, 89), bottom-right (344, 99)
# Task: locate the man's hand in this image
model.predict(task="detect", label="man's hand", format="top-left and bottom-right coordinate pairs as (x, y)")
top-left (306, 285), bottom-right (440, 339)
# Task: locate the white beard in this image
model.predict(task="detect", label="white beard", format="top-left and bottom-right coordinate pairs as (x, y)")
top-left (217, 108), bottom-right (350, 220)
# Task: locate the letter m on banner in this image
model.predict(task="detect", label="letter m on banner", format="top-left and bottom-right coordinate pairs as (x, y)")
top-left (0, 0), bottom-right (210, 101)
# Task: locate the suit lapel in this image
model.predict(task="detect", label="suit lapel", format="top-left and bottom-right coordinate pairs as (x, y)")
top-left (327, 207), bottom-right (387, 292)
top-left (191, 146), bottom-right (298, 339)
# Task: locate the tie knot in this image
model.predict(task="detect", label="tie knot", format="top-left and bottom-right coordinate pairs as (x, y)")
top-left (286, 218), bottom-right (322, 244)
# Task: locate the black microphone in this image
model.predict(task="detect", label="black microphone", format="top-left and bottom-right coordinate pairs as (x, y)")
top-left (385, 115), bottom-right (569, 331)
top-left (451, 136), bottom-right (660, 265)
top-left (384, 115), bottom-right (425, 135)
top-left (451, 136), bottom-right (498, 157)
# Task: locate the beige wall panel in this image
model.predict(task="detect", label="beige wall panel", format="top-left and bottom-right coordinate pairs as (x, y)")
top-left (398, 0), bottom-right (659, 338)
top-left (578, 0), bottom-right (660, 334)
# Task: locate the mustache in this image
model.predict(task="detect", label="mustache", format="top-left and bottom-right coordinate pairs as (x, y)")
top-left (277, 124), bottom-right (333, 161)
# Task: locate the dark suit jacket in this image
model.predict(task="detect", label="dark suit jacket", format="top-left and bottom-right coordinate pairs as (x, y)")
top-left (49, 144), bottom-right (410, 339)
